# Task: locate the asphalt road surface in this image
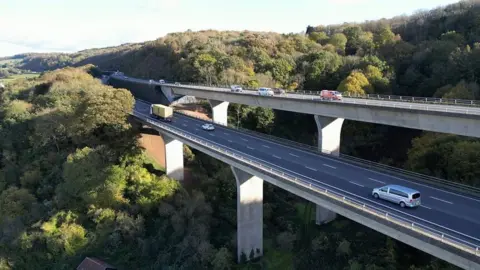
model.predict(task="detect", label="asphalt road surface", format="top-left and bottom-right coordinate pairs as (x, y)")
top-left (134, 100), bottom-right (480, 248)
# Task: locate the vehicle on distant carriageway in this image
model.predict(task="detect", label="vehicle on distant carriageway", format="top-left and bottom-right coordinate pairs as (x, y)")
top-left (150, 104), bottom-right (173, 122)
top-left (273, 88), bottom-right (286, 95)
top-left (230, 85), bottom-right (243, 92)
top-left (372, 184), bottom-right (421, 208)
top-left (202, 123), bottom-right (215, 131)
top-left (320, 90), bottom-right (343, 100)
top-left (258, 87), bottom-right (274, 96)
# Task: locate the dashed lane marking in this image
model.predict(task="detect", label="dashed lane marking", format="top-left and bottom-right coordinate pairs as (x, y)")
top-left (368, 178), bottom-right (386, 184)
top-left (349, 181), bottom-right (365, 188)
top-left (430, 196), bottom-right (453, 205)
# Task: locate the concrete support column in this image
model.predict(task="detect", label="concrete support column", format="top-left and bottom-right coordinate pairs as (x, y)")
top-left (315, 205), bottom-right (337, 225)
top-left (231, 166), bottom-right (263, 262)
top-left (161, 133), bottom-right (184, 181)
top-left (314, 115), bottom-right (345, 156)
top-left (314, 115), bottom-right (343, 225)
top-left (208, 99), bottom-right (229, 126)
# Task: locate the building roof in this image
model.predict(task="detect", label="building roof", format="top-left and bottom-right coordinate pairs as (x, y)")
top-left (76, 257), bottom-right (117, 270)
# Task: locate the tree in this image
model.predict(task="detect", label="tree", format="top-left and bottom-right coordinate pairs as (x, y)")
top-left (364, 65), bottom-right (390, 93)
top-left (194, 53), bottom-right (218, 85)
top-left (0, 187), bottom-right (36, 220)
top-left (434, 80), bottom-right (479, 99)
top-left (337, 70), bottom-right (373, 95)
top-left (212, 247), bottom-right (232, 270)
top-left (328, 33), bottom-right (348, 52)
top-left (271, 58), bottom-right (294, 86)
top-left (343, 26), bottom-right (363, 55)
top-left (374, 25), bottom-right (395, 47)
top-left (309, 32), bottom-right (329, 44)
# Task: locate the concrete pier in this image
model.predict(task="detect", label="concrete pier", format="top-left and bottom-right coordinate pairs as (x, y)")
top-left (314, 115), bottom-right (345, 156)
top-left (314, 115), bottom-right (343, 224)
top-left (231, 166), bottom-right (263, 262)
top-left (208, 99), bottom-right (229, 125)
top-left (315, 204), bottom-right (337, 225)
top-left (161, 133), bottom-right (184, 181)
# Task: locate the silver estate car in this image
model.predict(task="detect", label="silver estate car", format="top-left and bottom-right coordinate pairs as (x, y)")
top-left (372, 184), bottom-right (421, 208)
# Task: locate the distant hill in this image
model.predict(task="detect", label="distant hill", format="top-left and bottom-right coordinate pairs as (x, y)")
top-left (1, 42), bottom-right (144, 73)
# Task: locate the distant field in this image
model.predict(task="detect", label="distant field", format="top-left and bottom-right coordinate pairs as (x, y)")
top-left (0, 73), bottom-right (39, 84)
top-left (0, 58), bottom-right (21, 65)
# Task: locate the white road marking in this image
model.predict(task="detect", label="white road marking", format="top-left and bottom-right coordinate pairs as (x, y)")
top-left (209, 134), bottom-right (215, 136)
top-left (429, 196), bottom-right (453, 205)
top-left (323, 164), bottom-right (337, 169)
top-left (241, 138), bottom-right (248, 142)
top-left (273, 155), bottom-right (281, 159)
top-left (420, 205), bottom-right (432, 210)
top-left (182, 124), bottom-right (187, 127)
top-left (305, 166), bottom-right (317, 171)
top-left (195, 128), bottom-right (199, 131)
top-left (262, 145), bottom-right (270, 148)
top-left (247, 146), bottom-right (254, 150)
top-left (228, 140), bottom-right (233, 143)
top-left (368, 178), bottom-right (386, 184)
top-left (289, 153), bottom-right (299, 157)
top-left (349, 181), bottom-right (365, 188)
top-left (224, 132), bottom-right (229, 136)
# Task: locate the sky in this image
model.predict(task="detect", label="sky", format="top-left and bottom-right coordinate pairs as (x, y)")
top-left (0, 0), bottom-right (461, 57)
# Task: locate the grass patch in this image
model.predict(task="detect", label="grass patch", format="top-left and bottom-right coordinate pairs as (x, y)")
top-left (0, 58), bottom-right (21, 65)
top-left (0, 73), bottom-right (40, 84)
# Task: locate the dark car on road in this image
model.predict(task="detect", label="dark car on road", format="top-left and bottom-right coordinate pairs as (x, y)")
top-left (273, 88), bottom-right (286, 95)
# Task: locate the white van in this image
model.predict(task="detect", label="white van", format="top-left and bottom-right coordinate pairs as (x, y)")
top-left (258, 87), bottom-right (274, 96)
top-left (372, 184), bottom-right (421, 208)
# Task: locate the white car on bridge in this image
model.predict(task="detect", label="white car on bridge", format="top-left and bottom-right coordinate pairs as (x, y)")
top-left (202, 123), bottom-right (215, 131)
top-left (230, 85), bottom-right (243, 92)
top-left (258, 87), bottom-right (274, 96)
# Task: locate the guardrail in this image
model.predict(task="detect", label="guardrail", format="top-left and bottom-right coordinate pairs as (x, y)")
top-left (131, 109), bottom-right (480, 259)
top-left (110, 74), bottom-right (480, 108)
top-left (294, 91), bottom-right (480, 107)
top-left (167, 81), bottom-right (480, 108)
top-left (174, 109), bottom-right (480, 197)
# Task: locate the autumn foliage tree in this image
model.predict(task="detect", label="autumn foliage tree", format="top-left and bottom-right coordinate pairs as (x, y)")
top-left (337, 70), bottom-right (373, 95)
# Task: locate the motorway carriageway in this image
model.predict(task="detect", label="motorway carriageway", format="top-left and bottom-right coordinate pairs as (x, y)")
top-left (134, 100), bottom-right (480, 246)
top-left (160, 83), bottom-right (480, 114)
top-left (111, 74), bottom-right (480, 114)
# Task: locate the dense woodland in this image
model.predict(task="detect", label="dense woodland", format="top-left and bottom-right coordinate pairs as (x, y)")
top-left (1, 0), bottom-right (480, 269)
